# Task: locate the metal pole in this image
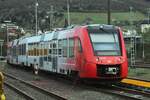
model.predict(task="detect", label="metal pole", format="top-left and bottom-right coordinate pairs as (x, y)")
top-left (0, 43), bottom-right (1, 57)
top-left (148, 8), bottom-right (150, 24)
top-left (35, 1), bottom-right (38, 35)
top-left (148, 11), bottom-right (149, 24)
top-left (142, 35), bottom-right (145, 60)
top-left (6, 24), bottom-right (8, 46)
top-left (6, 24), bottom-right (8, 57)
top-left (107, 0), bottom-right (111, 25)
top-left (1, 43), bottom-right (2, 57)
top-left (129, 6), bottom-right (133, 26)
top-left (67, 0), bottom-right (70, 26)
top-left (50, 5), bottom-right (54, 30)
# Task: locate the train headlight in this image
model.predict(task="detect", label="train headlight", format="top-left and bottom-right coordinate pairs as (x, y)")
top-left (96, 58), bottom-right (99, 62)
top-left (118, 57), bottom-right (125, 63)
top-left (105, 67), bottom-right (118, 75)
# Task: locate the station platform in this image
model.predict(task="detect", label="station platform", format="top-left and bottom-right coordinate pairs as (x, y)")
top-left (121, 78), bottom-right (150, 88)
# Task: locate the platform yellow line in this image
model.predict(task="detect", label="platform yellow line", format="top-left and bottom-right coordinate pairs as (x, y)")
top-left (121, 79), bottom-right (150, 88)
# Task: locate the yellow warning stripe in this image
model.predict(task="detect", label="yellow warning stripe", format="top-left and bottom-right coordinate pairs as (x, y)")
top-left (121, 78), bottom-right (150, 88)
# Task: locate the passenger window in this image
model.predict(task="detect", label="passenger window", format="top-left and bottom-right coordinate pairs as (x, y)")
top-left (58, 40), bottom-right (62, 56)
top-left (44, 56), bottom-right (47, 61)
top-left (53, 43), bottom-right (56, 48)
top-left (49, 49), bottom-right (52, 54)
top-left (78, 39), bottom-right (82, 52)
top-left (48, 56), bottom-right (51, 61)
top-left (69, 38), bottom-right (74, 57)
top-left (62, 39), bottom-right (68, 57)
top-left (58, 49), bottom-right (62, 55)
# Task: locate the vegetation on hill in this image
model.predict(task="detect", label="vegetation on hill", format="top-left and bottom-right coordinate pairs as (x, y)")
top-left (0, 0), bottom-right (149, 30)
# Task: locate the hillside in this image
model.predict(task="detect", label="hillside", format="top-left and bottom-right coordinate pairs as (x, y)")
top-left (0, 0), bottom-right (149, 28)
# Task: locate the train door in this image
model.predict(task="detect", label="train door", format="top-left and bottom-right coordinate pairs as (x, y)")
top-left (75, 38), bottom-right (83, 71)
top-left (52, 40), bottom-right (58, 72)
top-left (39, 42), bottom-right (44, 68)
top-left (26, 43), bottom-right (28, 66)
top-left (43, 42), bottom-right (52, 71)
top-left (46, 41), bottom-right (52, 71)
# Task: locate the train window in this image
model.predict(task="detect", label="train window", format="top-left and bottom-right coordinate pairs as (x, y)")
top-left (19, 45), bottom-right (22, 55)
top-left (39, 44), bottom-right (41, 55)
top-left (23, 44), bottom-right (24, 55)
top-left (53, 43), bottom-right (56, 48)
top-left (58, 40), bottom-right (62, 47)
top-left (44, 56), bottom-right (47, 61)
top-left (22, 44), bottom-right (23, 55)
top-left (69, 38), bottom-right (74, 57)
top-left (62, 39), bottom-right (68, 57)
top-left (28, 44), bottom-right (31, 56)
top-left (34, 43), bottom-right (37, 56)
top-left (33, 48), bottom-right (36, 56)
top-left (44, 49), bottom-right (48, 55)
top-left (48, 56), bottom-right (51, 61)
top-left (52, 49), bottom-right (57, 55)
top-left (78, 39), bottom-right (82, 53)
top-left (50, 43), bottom-right (53, 48)
top-left (58, 40), bottom-right (62, 56)
top-left (37, 48), bottom-right (39, 56)
top-left (24, 44), bottom-right (26, 55)
top-left (49, 49), bottom-right (52, 54)
top-left (89, 31), bottom-right (121, 56)
top-left (36, 43), bottom-right (38, 56)
top-left (58, 49), bottom-right (62, 55)
top-left (31, 43), bottom-right (34, 56)
top-left (18, 45), bottom-right (20, 55)
top-left (22, 44), bottom-right (24, 55)
top-left (19, 45), bottom-right (21, 55)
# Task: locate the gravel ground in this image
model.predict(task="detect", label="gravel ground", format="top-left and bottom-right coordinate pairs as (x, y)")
top-left (0, 61), bottom-right (133, 100)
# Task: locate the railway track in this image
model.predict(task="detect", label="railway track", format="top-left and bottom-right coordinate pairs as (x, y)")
top-left (4, 71), bottom-right (149, 100)
top-left (3, 72), bottom-right (67, 100)
top-left (78, 78), bottom-right (150, 100)
top-left (111, 84), bottom-right (150, 99)
top-left (133, 65), bottom-right (150, 68)
top-left (4, 82), bottom-right (35, 100)
top-left (93, 84), bottom-right (150, 100)
top-left (133, 62), bottom-right (150, 68)
top-left (100, 78), bottom-right (150, 100)
top-left (2, 64), bottom-right (150, 100)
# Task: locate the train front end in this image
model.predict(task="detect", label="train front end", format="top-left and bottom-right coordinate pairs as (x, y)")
top-left (79, 24), bottom-right (128, 80)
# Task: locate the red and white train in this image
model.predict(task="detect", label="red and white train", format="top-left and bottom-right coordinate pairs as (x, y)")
top-left (7, 24), bottom-right (128, 81)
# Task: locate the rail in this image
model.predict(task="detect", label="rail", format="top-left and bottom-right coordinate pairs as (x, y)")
top-left (3, 72), bottom-right (67, 100)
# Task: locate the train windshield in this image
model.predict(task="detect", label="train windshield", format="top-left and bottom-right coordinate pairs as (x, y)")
top-left (88, 28), bottom-right (121, 56)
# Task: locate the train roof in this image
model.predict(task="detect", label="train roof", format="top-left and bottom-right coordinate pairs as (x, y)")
top-left (57, 28), bottom-right (75, 39)
top-left (27, 35), bottom-right (42, 43)
top-left (11, 24), bottom-right (119, 44)
top-left (43, 32), bottom-right (54, 41)
top-left (85, 24), bottom-right (117, 30)
top-left (12, 39), bottom-right (19, 46)
top-left (8, 41), bottom-right (13, 47)
top-left (18, 37), bottom-right (28, 44)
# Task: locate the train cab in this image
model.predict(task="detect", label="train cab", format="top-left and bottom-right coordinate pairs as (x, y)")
top-left (77, 24), bottom-right (128, 80)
